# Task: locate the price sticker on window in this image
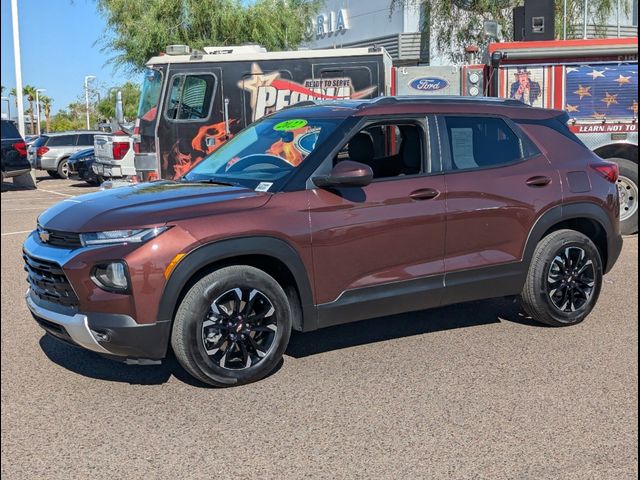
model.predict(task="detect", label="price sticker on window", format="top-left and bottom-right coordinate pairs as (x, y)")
top-left (273, 119), bottom-right (308, 131)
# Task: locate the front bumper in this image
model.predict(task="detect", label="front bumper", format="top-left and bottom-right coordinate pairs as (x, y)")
top-left (27, 290), bottom-right (171, 361)
top-left (23, 232), bottom-right (172, 361)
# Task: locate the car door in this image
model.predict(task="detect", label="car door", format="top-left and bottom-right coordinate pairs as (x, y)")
top-left (309, 118), bottom-right (447, 327)
top-left (437, 114), bottom-right (563, 303)
top-left (156, 65), bottom-right (223, 179)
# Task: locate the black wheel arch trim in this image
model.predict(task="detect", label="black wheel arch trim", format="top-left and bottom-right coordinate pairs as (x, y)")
top-left (158, 236), bottom-right (317, 331)
top-left (523, 202), bottom-right (622, 274)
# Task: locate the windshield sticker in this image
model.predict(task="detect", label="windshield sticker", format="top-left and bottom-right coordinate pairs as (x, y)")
top-left (255, 182), bottom-right (273, 192)
top-left (273, 119), bottom-right (308, 131)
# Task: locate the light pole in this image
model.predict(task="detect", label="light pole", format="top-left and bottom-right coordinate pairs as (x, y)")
top-left (84, 75), bottom-right (96, 130)
top-left (1, 97), bottom-right (10, 120)
top-left (11, 0), bottom-right (25, 136)
top-left (35, 88), bottom-right (45, 135)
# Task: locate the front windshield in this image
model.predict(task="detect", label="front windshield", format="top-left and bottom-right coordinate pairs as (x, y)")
top-left (137, 68), bottom-right (163, 121)
top-left (183, 116), bottom-right (343, 189)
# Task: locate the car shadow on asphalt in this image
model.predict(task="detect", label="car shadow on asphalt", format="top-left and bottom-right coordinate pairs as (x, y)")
top-left (38, 297), bottom-right (540, 388)
top-left (285, 296), bottom-right (541, 358)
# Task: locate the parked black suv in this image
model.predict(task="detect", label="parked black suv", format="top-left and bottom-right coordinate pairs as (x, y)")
top-left (1, 119), bottom-right (31, 180)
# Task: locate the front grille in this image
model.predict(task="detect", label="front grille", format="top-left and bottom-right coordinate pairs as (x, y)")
top-left (23, 253), bottom-right (79, 307)
top-left (41, 229), bottom-right (82, 248)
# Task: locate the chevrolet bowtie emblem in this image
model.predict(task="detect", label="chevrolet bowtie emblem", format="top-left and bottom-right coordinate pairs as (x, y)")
top-left (38, 229), bottom-right (50, 243)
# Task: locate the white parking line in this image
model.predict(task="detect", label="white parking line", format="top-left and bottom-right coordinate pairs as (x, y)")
top-left (1, 230), bottom-right (32, 236)
top-left (1, 207), bottom-right (49, 212)
top-left (37, 188), bottom-right (73, 197)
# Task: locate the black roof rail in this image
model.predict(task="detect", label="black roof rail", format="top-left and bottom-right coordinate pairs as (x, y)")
top-left (367, 95), bottom-right (531, 107)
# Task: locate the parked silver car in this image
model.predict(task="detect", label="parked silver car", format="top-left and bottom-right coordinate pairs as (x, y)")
top-left (28, 131), bottom-right (102, 179)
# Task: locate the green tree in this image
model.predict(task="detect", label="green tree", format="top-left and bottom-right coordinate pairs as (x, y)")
top-left (9, 87), bottom-right (21, 111)
top-left (96, 82), bottom-right (141, 121)
top-left (391, 0), bottom-right (629, 63)
top-left (40, 95), bottom-right (53, 133)
top-left (96, 0), bottom-right (321, 71)
top-left (23, 85), bottom-right (37, 134)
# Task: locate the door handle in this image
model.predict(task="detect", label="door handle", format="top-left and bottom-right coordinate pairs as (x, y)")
top-left (526, 176), bottom-right (552, 187)
top-left (409, 188), bottom-right (440, 200)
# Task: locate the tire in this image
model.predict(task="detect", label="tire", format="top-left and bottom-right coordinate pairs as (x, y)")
top-left (612, 157), bottom-right (638, 235)
top-left (56, 158), bottom-right (70, 179)
top-left (171, 266), bottom-right (292, 387)
top-left (520, 229), bottom-right (603, 327)
top-left (46, 170), bottom-right (60, 179)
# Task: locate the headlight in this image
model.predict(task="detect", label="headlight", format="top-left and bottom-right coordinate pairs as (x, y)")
top-left (80, 227), bottom-right (168, 246)
top-left (92, 261), bottom-right (130, 292)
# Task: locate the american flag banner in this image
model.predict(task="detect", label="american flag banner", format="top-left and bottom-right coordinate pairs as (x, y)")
top-left (565, 63), bottom-right (638, 122)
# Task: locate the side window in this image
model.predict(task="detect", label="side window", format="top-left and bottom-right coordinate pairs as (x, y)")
top-left (443, 116), bottom-right (524, 171)
top-left (337, 123), bottom-right (423, 179)
top-left (166, 74), bottom-right (216, 121)
top-left (76, 134), bottom-right (94, 146)
top-left (46, 135), bottom-right (75, 147)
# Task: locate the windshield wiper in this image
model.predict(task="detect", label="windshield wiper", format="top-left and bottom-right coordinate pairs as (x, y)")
top-left (181, 177), bottom-right (239, 187)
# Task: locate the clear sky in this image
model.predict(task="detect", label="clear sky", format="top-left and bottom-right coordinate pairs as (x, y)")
top-left (1, 0), bottom-right (134, 116)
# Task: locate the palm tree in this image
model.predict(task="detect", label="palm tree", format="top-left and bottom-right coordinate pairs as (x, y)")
top-left (9, 87), bottom-right (21, 111)
top-left (40, 95), bottom-right (53, 133)
top-left (23, 85), bottom-right (37, 134)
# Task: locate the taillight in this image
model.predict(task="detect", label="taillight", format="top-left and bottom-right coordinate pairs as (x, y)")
top-left (112, 141), bottom-right (130, 160)
top-left (590, 162), bottom-right (619, 183)
top-left (36, 146), bottom-right (49, 156)
top-left (12, 141), bottom-right (27, 156)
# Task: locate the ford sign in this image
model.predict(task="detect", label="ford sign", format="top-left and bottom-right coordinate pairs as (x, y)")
top-left (409, 77), bottom-right (450, 92)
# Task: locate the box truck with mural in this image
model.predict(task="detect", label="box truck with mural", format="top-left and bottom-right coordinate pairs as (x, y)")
top-left (488, 37), bottom-right (638, 235)
top-left (133, 45), bottom-right (392, 181)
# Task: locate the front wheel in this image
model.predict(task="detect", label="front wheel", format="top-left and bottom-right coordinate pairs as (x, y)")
top-left (520, 229), bottom-right (603, 327)
top-left (171, 266), bottom-right (292, 387)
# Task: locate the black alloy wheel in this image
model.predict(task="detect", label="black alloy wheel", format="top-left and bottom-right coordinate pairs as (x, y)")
top-left (546, 246), bottom-right (596, 313)
top-left (201, 287), bottom-right (278, 370)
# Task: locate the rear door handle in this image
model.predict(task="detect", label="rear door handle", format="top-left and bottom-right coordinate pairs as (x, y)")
top-left (409, 188), bottom-right (440, 200)
top-left (526, 176), bottom-right (552, 187)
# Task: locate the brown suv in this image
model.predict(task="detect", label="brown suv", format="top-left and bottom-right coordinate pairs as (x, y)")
top-left (24, 97), bottom-right (623, 387)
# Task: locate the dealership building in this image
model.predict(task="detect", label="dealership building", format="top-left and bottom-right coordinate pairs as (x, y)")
top-left (306, 0), bottom-right (639, 66)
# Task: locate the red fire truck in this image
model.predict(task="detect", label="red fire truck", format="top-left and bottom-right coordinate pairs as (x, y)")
top-left (487, 37), bottom-right (638, 235)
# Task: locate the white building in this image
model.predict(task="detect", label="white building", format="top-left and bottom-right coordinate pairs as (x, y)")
top-left (306, 0), bottom-right (638, 66)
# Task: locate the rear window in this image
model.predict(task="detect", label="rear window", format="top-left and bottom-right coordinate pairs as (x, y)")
top-left (1, 120), bottom-right (21, 139)
top-left (46, 135), bottom-right (77, 147)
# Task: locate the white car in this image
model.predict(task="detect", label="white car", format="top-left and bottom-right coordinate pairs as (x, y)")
top-left (92, 132), bottom-right (135, 180)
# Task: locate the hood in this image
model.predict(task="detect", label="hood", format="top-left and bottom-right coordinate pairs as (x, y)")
top-left (38, 181), bottom-right (270, 232)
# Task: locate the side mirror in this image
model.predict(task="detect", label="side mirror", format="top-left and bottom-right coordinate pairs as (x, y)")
top-left (312, 160), bottom-right (373, 188)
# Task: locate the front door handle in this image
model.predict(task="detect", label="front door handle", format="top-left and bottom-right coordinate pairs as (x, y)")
top-left (409, 188), bottom-right (440, 200)
top-left (526, 176), bottom-right (552, 187)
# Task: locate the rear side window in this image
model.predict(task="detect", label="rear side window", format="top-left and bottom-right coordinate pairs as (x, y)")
top-left (77, 134), bottom-right (95, 146)
top-left (442, 116), bottom-right (525, 171)
top-left (1, 120), bottom-right (21, 139)
top-left (166, 73), bottom-right (216, 121)
top-left (32, 136), bottom-right (48, 147)
top-left (46, 135), bottom-right (76, 147)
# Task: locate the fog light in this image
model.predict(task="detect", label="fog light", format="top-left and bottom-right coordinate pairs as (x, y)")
top-left (92, 261), bottom-right (129, 293)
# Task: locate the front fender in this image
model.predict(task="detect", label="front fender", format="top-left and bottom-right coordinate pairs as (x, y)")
top-left (158, 236), bottom-right (317, 331)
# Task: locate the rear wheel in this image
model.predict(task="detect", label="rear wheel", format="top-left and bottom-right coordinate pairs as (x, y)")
top-left (520, 229), bottom-right (603, 327)
top-left (612, 157), bottom-right (638, 235)
top-left (171, 266), bottom-right (292, 387)
top-left (56, 158), bottom-right (70, 179)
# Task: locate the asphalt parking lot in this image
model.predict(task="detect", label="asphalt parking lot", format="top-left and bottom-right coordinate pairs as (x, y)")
top-left (1, 174), bottom-right (638, 479)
